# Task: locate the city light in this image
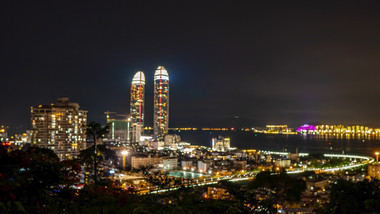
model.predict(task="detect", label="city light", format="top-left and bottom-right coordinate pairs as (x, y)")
top-left (130, 71), bottom-right (145, 144)
top-left (153, 66), bottom-right (169, 142)
top-left (3, 2), bottom-right (380, 213)
top-left (121, 150), bottom-right (128, 170)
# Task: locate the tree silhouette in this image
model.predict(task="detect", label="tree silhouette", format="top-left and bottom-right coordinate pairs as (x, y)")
top-left (0, 145), bottom-right (81, 213)
top-left (321, 179), bottom-right (380, 214)
top-left (86, 122), bottom-right (109, 183)
top-left (79, 144), bottom-right (116, 184)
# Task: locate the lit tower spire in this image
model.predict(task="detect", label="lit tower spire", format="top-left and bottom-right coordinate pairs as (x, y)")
top-left (153, 66), bottom-right (169, 141)
top-left (130, 71), bottom-right (145, 143)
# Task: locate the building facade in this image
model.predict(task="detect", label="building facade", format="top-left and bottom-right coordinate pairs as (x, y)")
top-left (131, 155), bottom-right (162, 169)
top-left (212, 136), bottom-right (230, 152)
top-left (162, 158), bottom-right (178, 171)
top-left (163, 134), bottom-right (181, 149)
top-left (130, 71), bottom-right (145, 144)
top-left (275, 159), bottom-right (291, 168)
top-left (131, 155), bottom-right (177, 171)
top-left (105, 111), bottom-right (130, 141)
top-left (266, 125), bottom-right (288, 133)
top-left (198, 160), bottom-right (211, 172)
top-left (181, 160), bottom-right (194, 170)
top-left (368, 164), bottom-right (380, 179)
top-left (31, 97), bottom-right (87, 160)
top-left (153, 66), bottom-right (169, 142)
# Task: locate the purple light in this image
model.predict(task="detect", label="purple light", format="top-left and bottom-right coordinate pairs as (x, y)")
top-left (297, 124), bottom-right (316, 132)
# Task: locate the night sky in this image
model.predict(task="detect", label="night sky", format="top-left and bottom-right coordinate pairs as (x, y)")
top-left (2, 1), bottom-right (380, 133)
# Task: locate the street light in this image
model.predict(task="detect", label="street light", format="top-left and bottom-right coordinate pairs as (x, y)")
top-left (121, 150), bottom-right (128, 170)
top-left (375, 152), bottom-right (379, 164)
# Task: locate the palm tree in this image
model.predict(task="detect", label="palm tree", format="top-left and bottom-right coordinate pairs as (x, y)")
top-left (86, 122), bottom-right (109, 183)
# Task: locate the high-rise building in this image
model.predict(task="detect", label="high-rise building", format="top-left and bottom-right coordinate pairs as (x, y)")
top-left (105, 111), bottom-right (130, 141)
top-left (153, 66), bottom-right (169, 142)
top-left (212, 136), bottom-right (230, 152)
top-left (31, 98), bottom-right (87, 160)
top-left (130, 71), bottom-right (145, 143)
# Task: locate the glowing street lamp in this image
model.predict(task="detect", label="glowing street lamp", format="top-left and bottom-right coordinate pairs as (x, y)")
top-left (375, 152), bottom-right (379, 164)
top-left (121, 150), bottom-right (128, 169)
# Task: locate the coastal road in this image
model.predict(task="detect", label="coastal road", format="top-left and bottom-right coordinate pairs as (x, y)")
top-left (137, 153), bottom-right (374, 195)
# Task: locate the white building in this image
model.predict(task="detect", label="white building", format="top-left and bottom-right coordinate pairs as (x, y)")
top-left (275, 159), bottom-right (291, 168)
top-left (198, 160), bottom-right (211, 173)
top-left (181, 160), bottom-right (194, 170)
top-left (162, 158), bottom-right (178, 171)
top-left (212, 136), bottom-right (230, 152)
top-left (131, 156), bottom-right (162, 169)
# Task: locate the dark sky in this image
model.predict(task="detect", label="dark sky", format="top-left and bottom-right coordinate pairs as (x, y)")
top-left (2, 1), bottom-right (380, 133)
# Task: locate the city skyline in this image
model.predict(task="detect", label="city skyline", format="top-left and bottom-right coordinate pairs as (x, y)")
top-left (2, 1), bottom-right (380, 133)
top-left (3, 2), bottom-right (380, 213)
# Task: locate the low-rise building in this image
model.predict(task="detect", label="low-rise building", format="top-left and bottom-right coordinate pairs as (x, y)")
top-left (266, 125), bottom-right (288, 133)
top-left (181, 160), bottom-right (194, 170)
top-left (288, 153), bottom-right (300, 162)
top-left (368, 164), bottom-right (380, 179)
top-left (198, 160), bottom-right (212, 173)
top-left (131, 155), bottom-right (162, 169)
top-left (242, 149), bottom-right (258, 161)
top-left (131, 155), bottom-right (178, 171)
top-left (206, 186), bottom-right (230, 200)
top-left (275, 159), bottom-right (291, 168)
top-left (305, 179), bottom-right (329, 197)
top-left (233, 160), bottom-right (247, 170)
top-left (162, 158), bottom-right (178, 171)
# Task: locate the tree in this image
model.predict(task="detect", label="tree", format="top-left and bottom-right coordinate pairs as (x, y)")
top-left (79, 144), bottom-right (116, 183)
top-left (247, 171), bottom-right (306, 210)
top-left (135, 165), bottom-right (180, 189)
top-left (86, 122), bottom-right (109, 183)
top-left (0, 145), bottom-right (81, 213)
top-left (321, 179), bottom-right (380, 214)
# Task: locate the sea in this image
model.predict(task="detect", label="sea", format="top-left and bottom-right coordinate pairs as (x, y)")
top-left (169, 130), bottom-right (380, 156)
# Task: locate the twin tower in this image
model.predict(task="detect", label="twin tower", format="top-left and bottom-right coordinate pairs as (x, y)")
top-left (130, 66), bottom-right (169, 143)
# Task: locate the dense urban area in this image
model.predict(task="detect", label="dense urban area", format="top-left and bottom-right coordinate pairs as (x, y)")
top-left (1, 67), bottom-right (380, 213)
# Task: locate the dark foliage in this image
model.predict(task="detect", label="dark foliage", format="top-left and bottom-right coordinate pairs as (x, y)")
top-left (85, 122), bottom-right (110, 183)
top-left (319, 179), bottom-right (380, 214)
top-left (0, 145), bottom-right (81, 213)
top-left (249, 171), bottom-right (306, 203)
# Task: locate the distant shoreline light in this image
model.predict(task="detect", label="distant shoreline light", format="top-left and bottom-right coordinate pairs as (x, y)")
top-left (296, 124), bottom-right (316, 132)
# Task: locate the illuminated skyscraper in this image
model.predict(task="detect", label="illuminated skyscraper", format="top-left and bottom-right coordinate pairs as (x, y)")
top-left (130, 71), bottom-right (145, 143)
top-left (153, 66), bottom-right (169, 141)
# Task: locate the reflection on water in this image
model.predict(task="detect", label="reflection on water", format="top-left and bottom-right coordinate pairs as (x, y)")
top-left (171, 130), bottom-right (380, 156)
top-left (311, 133), bottom-right (380, 140)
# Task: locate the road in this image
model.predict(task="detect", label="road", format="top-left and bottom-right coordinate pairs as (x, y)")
top-left (135, 152), bottom-right (374, 195)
